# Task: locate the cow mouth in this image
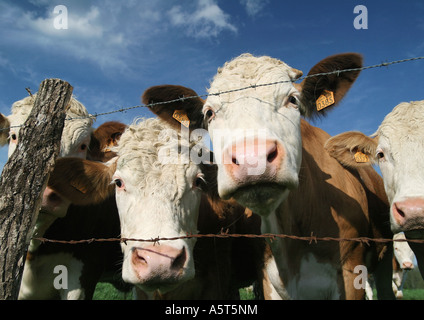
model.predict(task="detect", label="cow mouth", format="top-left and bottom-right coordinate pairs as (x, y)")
top-left (403, 229), bottom-right (424, 240)
top-left (229, 182), bottom-right (289, 215)
top-left (136, 279), bottom-right (182, 294)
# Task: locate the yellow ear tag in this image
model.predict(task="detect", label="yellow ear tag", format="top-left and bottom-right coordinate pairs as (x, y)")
top-left (316, 90), bottom-right (335, 111)
top-left (172, 110), bottom-right (190, 128)
top-left (354, 151), bottom-right (370, 163)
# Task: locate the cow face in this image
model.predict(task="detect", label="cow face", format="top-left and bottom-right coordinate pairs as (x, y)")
top-left (113, 119), bottom-right (205, 293)
top-left (325, 100), bottom-right (424, 238)
top-left (0, 94), bottom-right (93, 220)
top-left (144, 53), bottom-right (362, 216)
top-left (376, 101), bottom-right (424, 237)
top-left (49, 118), bottom-right (213, 293)
top-left (393, 233), bottom-right (415, 270)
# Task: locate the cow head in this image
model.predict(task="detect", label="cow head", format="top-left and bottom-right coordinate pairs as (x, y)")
top-left (0, 94), bottom-right (94, 248)
top-left (393, 233), bottom-right (415, 270)
top-left (48, 118), bottom-right (215, 293)
top-left (143, 53), bottom-right (362, 216)
top-left (325, 100), bottom-right (424, 239)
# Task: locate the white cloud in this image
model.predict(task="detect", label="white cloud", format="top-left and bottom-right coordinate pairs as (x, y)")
top-left (168, 0), bottom-right (237, 38)
top-left (19, 6), bottom-right (103, 39)
top-left (0, 0), bottom-right (237, 76)
top-left (240, 0), bottom-right (269, 17)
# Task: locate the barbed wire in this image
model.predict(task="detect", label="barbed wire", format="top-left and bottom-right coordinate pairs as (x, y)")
top-left (1, 55), bottom-right (424, 133)
top-left (32, 231), bottom-right (424, 246)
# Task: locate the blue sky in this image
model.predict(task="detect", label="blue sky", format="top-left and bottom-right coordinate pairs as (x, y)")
top-left (1, 0), bottom-right (424, 169)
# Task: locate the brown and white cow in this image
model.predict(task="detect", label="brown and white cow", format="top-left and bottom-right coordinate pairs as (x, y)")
top-left (392, 233), bottom-right (415, 299)
top-left (0, 93), bottom-right (93, 234)
top-left (365, 232), bottom-right (415, 300)
top-left (141, 53), bottom-right (395, 299)
top-left (48, 117), bottom-right (265, 299)
top-left (17, 121), bottom-right (130, 299)
top-left (325, 100), bottom-right (424, 279)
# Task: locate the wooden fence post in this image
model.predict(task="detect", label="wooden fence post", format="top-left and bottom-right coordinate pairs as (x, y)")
top-left (0, 79), bottom-right (73, 300)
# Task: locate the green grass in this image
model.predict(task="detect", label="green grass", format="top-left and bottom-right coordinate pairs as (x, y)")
top-left (400, 289), bottom-right (424, 300)
top-left (93, 282), bottom-right (133, 300)
top-left (93, 282), bottom-right (424, 300)
top-left (93, 282), bottom-right (256, 300)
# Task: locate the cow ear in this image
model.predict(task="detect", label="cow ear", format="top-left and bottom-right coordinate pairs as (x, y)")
top-left (298, 53), bottom-right (363, 118)
top-left (88, 121), bottom-right (127, 162)
top-left (142, 85), bottom-right (205, 132)
top-left (324, 131), bottom-right (377, 168)
top-left (0, 114), bottom-right (10, 146)
top-left (48, 157), bottom-right (116, 206)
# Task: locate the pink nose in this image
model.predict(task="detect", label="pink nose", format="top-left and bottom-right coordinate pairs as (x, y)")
top-left (402, 261), bottom-right (414, 270)
top-left (131, 245), bottom-right (187, 284)
top-left (392, 198), bottom-right (424, 231)
top-left (223, 139), bottom-right (282, 179)
top-left (42, 187), bottom-right (65, 212)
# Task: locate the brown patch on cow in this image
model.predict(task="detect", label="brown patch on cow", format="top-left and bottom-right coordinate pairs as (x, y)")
top-left (0, 113), bottom-right (10, 146)
top-left (324, 131), bottom-right (378, 168)
top-left (142, 85), bottom-right (206, 131)
top-left (299, 53), bottom-right (363, 119)
top-left (273, 120), bottom-right (392, 299)
top-left (88, 121), bottom-right (127, 162)
top-left (48, 158), bottom-right (115, 205)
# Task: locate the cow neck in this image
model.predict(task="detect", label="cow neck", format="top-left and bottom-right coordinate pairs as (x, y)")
top-left (27, 210), bottom-right (58, 252)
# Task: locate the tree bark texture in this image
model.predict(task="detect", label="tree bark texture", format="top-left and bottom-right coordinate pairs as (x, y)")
top-left (0, 79), bottom-right (73, 300)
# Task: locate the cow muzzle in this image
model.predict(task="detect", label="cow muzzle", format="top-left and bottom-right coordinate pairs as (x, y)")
top-left (130, 244), bottom-right (191, 292)
top-left (223, 139), bottom-right (282, 179)
top-left (392, 197), bottom-right (424, 238)
top-left (41, 186), bottom-right (71, 218)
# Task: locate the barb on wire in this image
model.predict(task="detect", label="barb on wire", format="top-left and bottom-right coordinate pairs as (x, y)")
top-left (32, 232), bottom-right (424, 246)
top-left (1, 55), bottom-right (424, 134)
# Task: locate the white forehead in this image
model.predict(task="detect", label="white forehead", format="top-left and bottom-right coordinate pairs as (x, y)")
top-left (206, 53), bottom-right (298, 105)
top-left (113, 118), bottom-right (199, 198)
top-left (377, 100), bottom-right (424, 145)
top-left (8, 94), bottom-right (93, 132)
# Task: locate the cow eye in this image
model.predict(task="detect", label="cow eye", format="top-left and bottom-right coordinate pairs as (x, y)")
top-left (114, 178), bottom-right (125, 190)
top-left (80, 144), bottom-right (87, 151)
top-left (10, 132), bottom-right (17, 142)
top-left (288, 95), bottom-right (298, 106)
top-left (204, 107), bottom-right (215, 122)
top-left (376, 151), bottom-right (385, 161)
top-left (193, 174), bottom-right (206, 190)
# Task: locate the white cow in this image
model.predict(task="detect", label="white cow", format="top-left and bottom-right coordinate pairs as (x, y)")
top-left (141, 53), bottom-right (395, 299)
top-left (0, 93), bottom-right (93, 243)
top-left (0, 93), bottom-right (94, 299)
top-left (47, 117), bottom-right (264, 299)
top-left (325, 100), bottom-right (424, 279)
top-left (365, 232), bottom-right (415, 299)
top-left (392, 233), bottom-right (415, 299)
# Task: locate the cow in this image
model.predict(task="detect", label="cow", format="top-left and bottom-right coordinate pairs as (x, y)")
top-left (325, 99), bottom-right (424, 280)
top-left (392, 233), bottom-right (415, 299)
top-left (0, 95), bottom-right (132, 299)
top-left (140, 52), bottom-right (395, 299)
top-left (47, 117), bottom-right (265, 299)
top-left (0, 93), bottom-right (93, 236)
top-left (17, 121), bottom-right (129, 299)
top-left (365, 232), bottom-right (415, 300)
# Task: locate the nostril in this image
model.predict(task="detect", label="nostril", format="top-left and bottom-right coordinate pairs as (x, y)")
top-left (48, 192), bottom-right (62, 203)
top-left (171, 247), bottom-right (186, 271)
top-left (232, 155), bottom-right (240, 166)
top-left (395, 203), bottom-right (406, 218)
top-left (267, 147), bottom-right (278, 163)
